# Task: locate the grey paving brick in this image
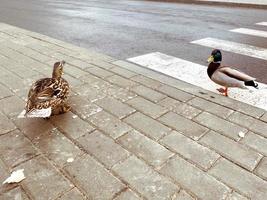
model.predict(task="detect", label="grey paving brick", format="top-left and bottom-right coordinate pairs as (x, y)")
top-left (107, 74), bottom-right (138, 88)
top-left (241, 132), bottom-right (267, 156)
top-left (159, 112), bottom-right (208, 140)
top-left (69, 95), bottom-right (103, 119)
top-left (188, 97), bottom-right (233, 119)
top-left (0, 129), bottom-right (37, 168)
top-left (27, 51), bottom-right (53, 63)
top-left (194, 112), bottom-right (247, 141)
top-left (159, 97), bottom-right (202, 119)
top-left (200, 92), bottom-right (265, 118)
top-left (112, 60), bottom-right (142, 71)
top-left (103, 85), bottom-right (137, 102)
top-left (131, 75), bottom-right (163, 89)
top-left (0, 95), bottom-right (25, 118)
top-left (32, 129), bottom-right (83, 168)
top-left (160, 156), bottom-right (230, 200)
top-left (109, 66), bottom-right (137, 78)
top-left (64, 154), bottom-right (125, 200)
top-left (226, 192), bottom-right (249, 200)
top-left (79, 73), bottom-right (101, 84)
top-left (112, 156), bottom-right (179, 200)
top-left (18, 156), bottom-right (73, 200)
top-left (0, 111), bottom-right (16, 135)
top-left (90, 59), bottom-right (118, 70)
top-left (0, 159), bottom-right (8, 186)
top-left (0, 65), bottom-right (10, 78)
top-left (0, 159), bottom-right (15, 194)
top-left (95, 97), bottom-right (135, 119)
top-left (52, 112), bottom-right (95, 140)
top-left (123, 112), bottom-right (171, 141)
top-left (77, 130), bottom-right (129, 168)
top-left (255, 157), bottom-right (267, 181)
top-left (63, 74), bottom-right (83, 88)
top-left (13, 117), bottom-right (54, 140)
top-left (200, 131), bottom-right (262, 171)
top-left (113, 189), bottom-right (141, 200)
top-left (64, 64), bottom-right (89, 79)
top-left (118, 130), bottom-right (173, 167)
top-left (173, 190), bottom-right (196, 200)
top-left (87, 110), bottom-right (132, 139)
top-left (0, 48), bottom-right (36, 65)
top-left (131, 85), bottom-right (167, 103)
top-left (0, 83), bottom-right (13, 99)
top-left (156, 85), bottom-right (194, 102)
top-left (0, 187), bottom-right (30, 200)
top-left (31, 62), bottom-right (52, 77)
top-left (209, 158), bottom-right (267, 200)
top-left (57, 187), bottom-right (85, 200)
top-left (85, 66), bottom-right (114, 79)
top-left (260, 112), bottom-right (267, 123)
top-left (126, 97), bottom-right (168, 119)
top-left (72, 83), bottom-right (107, 103)
top-left (0, 71), bottom-right (26, 94)
top-left (67, 59), bottom-right (93, 70)
top-left (161, 131), bottom-right (220, 170)
top-left (228, 111), bottom-right (267, 138)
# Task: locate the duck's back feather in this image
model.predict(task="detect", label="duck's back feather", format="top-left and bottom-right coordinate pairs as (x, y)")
top-left (218, 67), bottom-right (255, 82)
top-left (26, 78), bottom-right (69, 113)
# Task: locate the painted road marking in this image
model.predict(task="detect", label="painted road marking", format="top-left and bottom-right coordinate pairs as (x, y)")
top-left (230, 28), bottom-right (267, 38)
top-left (191, 37), bottom-right (267, 60)
top-left (128, 52), bottom-right (267, 111)
top-left (256, 22), bottom-right (267, 26)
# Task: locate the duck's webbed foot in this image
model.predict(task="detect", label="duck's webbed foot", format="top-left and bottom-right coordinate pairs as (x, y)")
top-left (216, 87), bottom-right (228, 97)
top-left (52, 103), bottom-right (71, 116)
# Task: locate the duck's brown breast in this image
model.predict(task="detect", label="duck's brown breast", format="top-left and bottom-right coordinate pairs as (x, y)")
top-left (207, 63), bottom-right (221, 78)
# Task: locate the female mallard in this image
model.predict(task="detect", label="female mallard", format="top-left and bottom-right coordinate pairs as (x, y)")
top-left (20, 61), bottom-right (71, 118)
top-left (207, 49), bottom-right (258, 96)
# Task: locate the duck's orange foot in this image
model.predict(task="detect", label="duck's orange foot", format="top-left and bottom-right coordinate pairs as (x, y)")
top-left (216, 88), bottom-right (228, 97)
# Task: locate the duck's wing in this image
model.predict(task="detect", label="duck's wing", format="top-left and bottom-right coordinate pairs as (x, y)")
top-left (26, 78), bottom-right (63, 113)
top-left (218, 66), bottom-right (256, 82)
top-left (28, 78), bottom-right (61, 101)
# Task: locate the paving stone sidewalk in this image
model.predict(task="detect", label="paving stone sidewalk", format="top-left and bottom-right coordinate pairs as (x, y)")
top-left (0, 22), bottom-right (267, 200)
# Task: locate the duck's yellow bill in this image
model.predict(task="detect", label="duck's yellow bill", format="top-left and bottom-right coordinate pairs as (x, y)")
top-left (207, 56), bottom-right (214, 63)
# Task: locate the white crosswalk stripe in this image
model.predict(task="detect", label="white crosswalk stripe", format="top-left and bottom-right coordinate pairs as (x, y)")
top-left (256, 22), bottom-right (267, 26)
top-left (230, 28), bottom-right (267, 38)
top-left (191, 37), bottom-right (267, 60)
top-left (128, 52), bottom-right (267, 111)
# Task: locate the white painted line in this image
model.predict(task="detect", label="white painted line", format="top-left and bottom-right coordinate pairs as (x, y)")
top-left (256, 22), bottom-right (267, 26)
top-left (230, 28), bottom-right (267, 38)
top-left (128, 52), bottom-right (267, 111)
top-left (191, 37), bottom-right (267, 61)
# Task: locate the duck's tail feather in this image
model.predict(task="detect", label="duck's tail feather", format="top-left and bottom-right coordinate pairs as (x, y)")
top-left (245, 80), bottom-right (259, 89)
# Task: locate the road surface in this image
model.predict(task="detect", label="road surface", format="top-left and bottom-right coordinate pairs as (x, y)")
top-left (0, 0), bottom-right (267, 83)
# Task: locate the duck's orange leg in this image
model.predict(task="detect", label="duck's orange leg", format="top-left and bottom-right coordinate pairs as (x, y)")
top-left (224, 87), bottom-right (228, 97)
top-left (216, 87), bottom-right (228, 97)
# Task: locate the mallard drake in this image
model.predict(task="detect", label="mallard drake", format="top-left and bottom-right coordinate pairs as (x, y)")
top-left (19, 61), bottom-right (70, 118)
top-left (207, 49), bottom-right (258, 96)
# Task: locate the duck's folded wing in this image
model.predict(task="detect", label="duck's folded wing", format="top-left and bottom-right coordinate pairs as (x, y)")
top-left (219, 67), bottom-right (256, 81)
top-left (35, 87), bottom-right (61, 101)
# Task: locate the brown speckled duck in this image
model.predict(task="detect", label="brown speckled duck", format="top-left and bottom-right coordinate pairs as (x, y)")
top-left (207, 49), bottom-right (258, 96)
top-left (20, 61), bottom-right (70, 118)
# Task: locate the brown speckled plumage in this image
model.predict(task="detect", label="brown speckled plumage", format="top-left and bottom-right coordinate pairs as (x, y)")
top-left (25, 61), bottom-right (70, 116)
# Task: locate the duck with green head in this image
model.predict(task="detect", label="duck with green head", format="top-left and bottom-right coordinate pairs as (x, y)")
top-left (207, 49), bottom-right (258, 96)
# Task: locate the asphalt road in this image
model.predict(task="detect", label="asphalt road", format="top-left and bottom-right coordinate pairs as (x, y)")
top-left (0, 0), bottom-right (267, 83)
